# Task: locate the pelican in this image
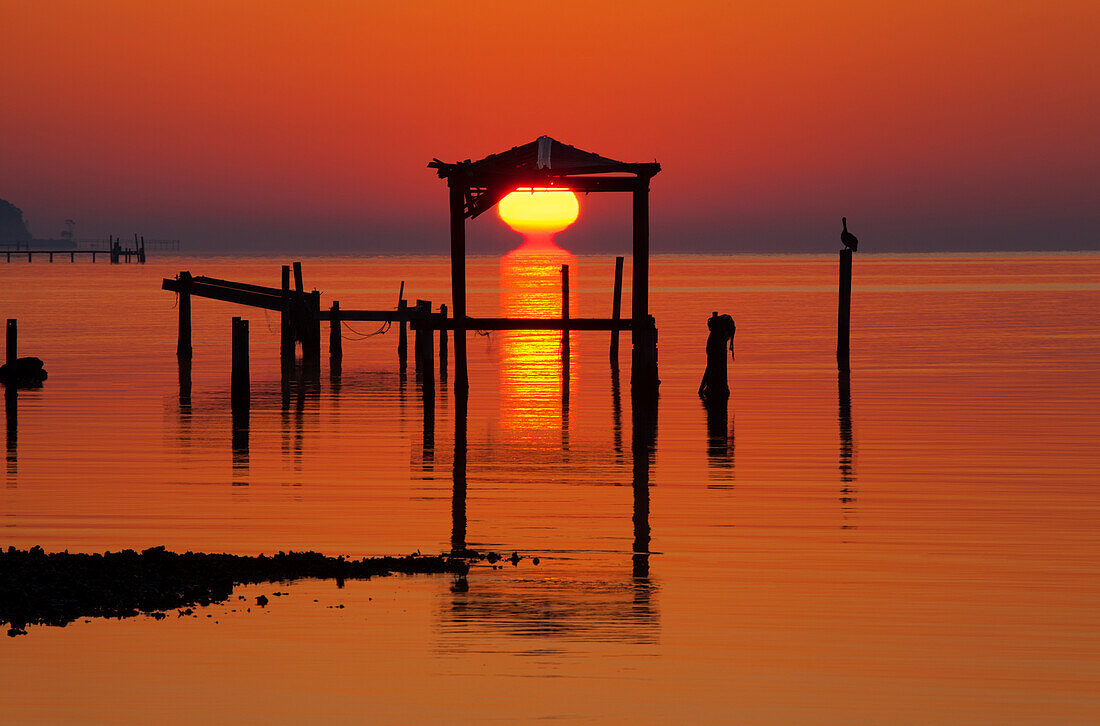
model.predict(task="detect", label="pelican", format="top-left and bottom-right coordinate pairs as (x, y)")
top-left (841, 217), bottom-right (858, 251)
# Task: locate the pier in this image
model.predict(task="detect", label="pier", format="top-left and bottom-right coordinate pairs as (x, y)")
top-left (4, 235), bottom-right (153, 263)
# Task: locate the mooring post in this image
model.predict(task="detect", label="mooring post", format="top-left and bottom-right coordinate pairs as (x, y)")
top-left (561, 264), bottom-right (570, 355)
top-left (70, 251), bottom-right (74, 262)
top-left (139, 236), bottom-right (146, 263)
top-left (329, 300), bottom-right (342, 376)
top-left (49, 252), bottom-right (53, 263)
top-left (611, 255), bottom-right (624, 363)
top-left (177, 271), bottom-right (193, 361)
top-left (280, 265), bottom-right (293, 372)
top-left (304, 290), bottom-right (322, 376)
top-left (292, 261), bottom-right (304, 295)
top-left (397, 298), bottom-right (408, 369)
top-left (449, 180), bottom-right (469, 391)
top-left (231, 317), bottom-right (250, 412)
top-left (419, 300), bottom-right (434, 393)
top-left (5, 319), bottom-right (16, 371)
top-left (838, 248), bottom-right (852, 371)
top-left (413, 299), bottom-right (427, 379)
top-left (438, 303), bottom-right (448, 382)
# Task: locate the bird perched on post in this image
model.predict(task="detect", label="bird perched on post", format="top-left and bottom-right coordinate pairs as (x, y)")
top-left (841, 217), bottom-right (859, 251)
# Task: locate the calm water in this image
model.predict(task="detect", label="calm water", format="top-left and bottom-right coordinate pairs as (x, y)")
top-left (2, 252), bottom-right (1099, 723)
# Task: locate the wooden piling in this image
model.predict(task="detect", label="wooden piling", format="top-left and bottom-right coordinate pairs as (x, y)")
top-left (838, 248), bottom-right (852, 371)
top-left (561, 264), bottom-right (570, 354)
top-left (280, 265), bottom-right (293, 371)
top-left (611, 255), bottom-right (624, 363)
top-left (631, 184), bottom-right (657, 391)
top-left (438, 303), bottom-right (448, 382)
top-left (176, 272), bottom-right (193, 361)
top-left (5, 319), bottom-right (16, 369)
top-left (329, 300), bottom-right (342, 375)
top-left (420, 301), bottom-right (435, 393)
top-left (397, 298), bottom-right (408, 369)
top-left (303, 290), bottom-right (322, 375)
top-left (413, 299), bottom-right (427, 379)
top-left (231, 317), bottom-right (250, 411)
top-left (292, 261), bottom-right (304, 294)
top-left (449, 181), bottom-right (469, 391)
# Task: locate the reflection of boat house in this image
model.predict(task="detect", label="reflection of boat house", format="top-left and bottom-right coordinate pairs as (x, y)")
top-left (428, 136), bottom-right (661, 392)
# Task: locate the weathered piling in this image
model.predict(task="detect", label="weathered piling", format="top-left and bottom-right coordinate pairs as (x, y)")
top-left (561, 264), bottom-right (570, 354)
top-left (414, 299), bottom-right (427, 379)
top-left (837, 248), bottom-right (852, 370)
top-left (438, 303), bottom-right (448, 382)
top-left (397, 298), bottom-right (408, 369)
top-left (231, 317), bottom-right (250, 412)
top-left (329, 300), bottom-right (342, 376)
top-left (611, 255), bottom-right (624, 363)
top-left (448, 181), bottom-right (469, 392)
top-left (698, 312), bottom-right (735, 401)
top-left (5, 319), bottom-right (15, 371)
top-left (280, 265), bottom-right (293, 372)
top-left (292, 261), bottom-right (304, 295)
top-left (303, 290), bottom-right (322, 376)
top-left (176, 272), bottom-right (193, 361)
top-left (418, 301), bottom-right (435, 394)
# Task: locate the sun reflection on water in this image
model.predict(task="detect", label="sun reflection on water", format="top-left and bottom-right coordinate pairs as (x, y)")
top-left (499, 245), bottom-right (578, 451)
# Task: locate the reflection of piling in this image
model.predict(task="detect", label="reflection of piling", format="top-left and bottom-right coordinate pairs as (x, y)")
top-left (631, 391), bottom-right (657, 579)
top-left (5, 385), bottom-right (16, 477)
top-left (231, 317), bottom-right (250, 412)
top-left (451, 390), bottom-right (468, 555)
top-left (329, 300), bottom-right (342, 376)
top-left (438, 303), bottom-right (448, 382)
top-left (611, 255), bottom-right (624, 363)
top-left (838, 369), bottom-right (854, 484)
top-left (561, 264), bottom-right (570, 355)
top-left (704, 396), bottom-right (734, 475)
top-left (838, 249), bottom-right (852, 371)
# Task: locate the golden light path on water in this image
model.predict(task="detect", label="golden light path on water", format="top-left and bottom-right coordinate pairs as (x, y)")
top-left (497, 188), bottom-right (580, 450)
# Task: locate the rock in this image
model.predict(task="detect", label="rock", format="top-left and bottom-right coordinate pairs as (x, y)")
top-left (255, 595), bottom-right (268, 607)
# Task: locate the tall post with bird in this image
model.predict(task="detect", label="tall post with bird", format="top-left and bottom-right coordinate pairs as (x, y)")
top-left (838, 217), bottom-right (858, 370)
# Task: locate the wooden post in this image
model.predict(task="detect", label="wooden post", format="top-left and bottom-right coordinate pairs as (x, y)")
top-left (397, 298), bottom-right (408, 369)
top-left (303, 290), bottom-right (322, 375)
top-left (449, 180), bottom-right (468, 391)
top-left (413, 299), bottom-right (427, 379)
top-left (329, 300), bottom-right (342, 376)
top-left (561, 264), bottom-right (570, 355)
top-left (631, 184), bottom-right (658, 391)
top-left (70, 251), bottom-right (74, 262)
top-left (231, 317), bottom-right (250, 412)
top-left (139, 236), bottom-right (146, 263)
top-left (293, 261), bottom-right (304, 295)
top-left (176, 272), bottom-right (193, 361)
top-left (438, 303), bottom-right (448, 382)
top-left (611, 255), bottom-right (624, 363)
top-left (280, 265), bottom-right (293, 371)
top-left (838, 249), bottom-right (852, 371)
top-left (49, 252), bottom-right (53, 263)
top-left (420, 301), bottom-right (434, 394)
top-left (5, 319), bottom-right (15, 369)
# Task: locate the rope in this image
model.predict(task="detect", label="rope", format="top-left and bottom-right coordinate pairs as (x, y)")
top-left (341, 319), bottom-right (390, 340)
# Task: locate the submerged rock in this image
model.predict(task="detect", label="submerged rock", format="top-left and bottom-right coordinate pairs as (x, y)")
top-left (0, 357), bottom-right (47, 387)
top-left (0, 546), bottom-right (471, 634)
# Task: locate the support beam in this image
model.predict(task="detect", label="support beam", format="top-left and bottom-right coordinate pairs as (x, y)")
top-left (450, 181), bottom-right (469, 391)
top-left (425, 317), bottom-right (632, 331)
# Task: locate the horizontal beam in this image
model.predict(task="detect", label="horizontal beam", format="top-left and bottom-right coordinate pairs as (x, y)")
top-left (319, 309), bottom-right (435, 322)
top-left (192, 275), bottom-right (283, 297)
top-left (424, 317), bottom-right (633, 331)
top-left (162, 278), bottom-right (284, 311)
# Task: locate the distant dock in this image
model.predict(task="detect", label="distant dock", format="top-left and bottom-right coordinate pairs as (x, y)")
top-left (2, 235), bottom-right (179, 263)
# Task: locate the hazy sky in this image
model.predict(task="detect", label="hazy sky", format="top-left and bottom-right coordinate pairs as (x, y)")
top-left (2, 1), bottom-right (1097, 253)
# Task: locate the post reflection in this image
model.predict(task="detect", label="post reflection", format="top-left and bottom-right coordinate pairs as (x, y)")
top-left (838, 369), bottom-right (857, 514)
top-left (5, 387), bottom-right (16, 481)
top-left (631, 391), bottom-right (657, 579)
top-left (281, 374), bottom-right (316, 476)
top-left (499, 248), bottom-right (576, 455)
top-left (451, 390), bottom-right (468, 557)
top-left (703, 397), bottom-right (735, 482)
top-left (231, 407), bottom-right (249, 486)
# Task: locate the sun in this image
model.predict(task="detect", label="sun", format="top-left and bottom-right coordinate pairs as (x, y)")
top-left (498, 189), bottom-right (579, 235)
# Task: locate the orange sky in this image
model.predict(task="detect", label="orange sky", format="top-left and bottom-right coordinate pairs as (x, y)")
top-left (1, 1), bottom-right (1097, 251)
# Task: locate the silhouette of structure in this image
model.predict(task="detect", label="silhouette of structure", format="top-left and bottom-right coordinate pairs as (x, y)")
top-left (428, 136), bottom-right (662, 394)
top-left (698, 312), bottom-right (735, 401)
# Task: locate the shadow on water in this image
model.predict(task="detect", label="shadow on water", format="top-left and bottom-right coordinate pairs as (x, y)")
top-left (231, 406), bottom-right (249, 486)
top-left (450, 390), bottom-right (468, 556)
top-left (838, 369), bottom-right (857, 520)
top-left (611, 363), bottom-right (624, 463)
